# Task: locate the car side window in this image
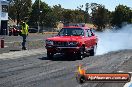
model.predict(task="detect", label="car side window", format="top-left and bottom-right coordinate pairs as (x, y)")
top-left (58, 29), bottom-right (65, 36)
top-left (90, 29), bottom-right (95, 35)
top-left (85, 30), bottom-right (89, 37)
top-left (87, 29), bottom-right (92, 37)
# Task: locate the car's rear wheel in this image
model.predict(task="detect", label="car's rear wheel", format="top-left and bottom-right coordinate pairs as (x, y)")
top-left (47, 52), bottom-right (54, 59)
top-left (89, 45), bottom-right (97, 56)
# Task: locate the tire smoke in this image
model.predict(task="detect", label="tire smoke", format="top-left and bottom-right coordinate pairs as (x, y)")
top-left (96, 24), bottom-right (132, 55)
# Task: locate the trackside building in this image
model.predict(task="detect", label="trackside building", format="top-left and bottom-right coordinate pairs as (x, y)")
top-left (0, 0), bottom-right (9, 35)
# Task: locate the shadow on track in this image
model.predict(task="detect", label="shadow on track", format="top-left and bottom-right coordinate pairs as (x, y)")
top-left (10, 50), bottom-right (21, 51)
top-left (38, 54), bottom-right (77, 61)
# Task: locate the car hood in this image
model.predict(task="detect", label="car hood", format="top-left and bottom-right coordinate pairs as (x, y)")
top-left (47, 36), bottom-right (83, 42)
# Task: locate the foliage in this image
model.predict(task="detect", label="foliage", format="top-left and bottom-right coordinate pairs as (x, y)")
top-left (90, 3), bottom-right (111, 30)
top-left (8, 0), bottom-right (132, 30)
top-left (28, 0), bottom-right (51, 27)
top-left (9, 0), bottom-right (32, 25)
top-left (111, 5), bottom-right (132, 27)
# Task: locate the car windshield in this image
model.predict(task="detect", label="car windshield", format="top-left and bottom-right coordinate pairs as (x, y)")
top-left (58, 28), bottom-right (84, 36)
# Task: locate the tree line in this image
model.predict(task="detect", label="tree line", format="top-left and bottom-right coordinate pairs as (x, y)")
top-left (9, 0), bottom-right (132, 31)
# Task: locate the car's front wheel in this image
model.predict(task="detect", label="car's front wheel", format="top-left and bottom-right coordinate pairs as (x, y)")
top-left (47, 52), bottom-right (54, 59)
top-left (89, 45), bottom-right (97, 56)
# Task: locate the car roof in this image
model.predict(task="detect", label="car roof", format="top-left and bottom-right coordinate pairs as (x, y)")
top-left (63, 26), bottom-right (91, 30)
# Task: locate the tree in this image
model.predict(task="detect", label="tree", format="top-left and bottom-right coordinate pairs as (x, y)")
top-left (72, 10), bottom-right (84, 23)
top-left (131, 10), bottom-right (132, 23)
top-left (62, 10), bottom-right (74, 23)
top-left (28, 0), bottom-right (51, 27)
top-left (111, 5), bottom-right (131, 27)
top-left (52, 4), bottom-right (64, 22)
top-left (85, 3), bottom-right (90, 23)
top-left (9, 0), bottom-right (32, 25)
top-left (91, 3), bottom-right (110, 30)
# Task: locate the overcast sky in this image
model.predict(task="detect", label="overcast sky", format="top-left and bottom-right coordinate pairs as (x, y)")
top-left (32, 0), bottom-right (132, 11)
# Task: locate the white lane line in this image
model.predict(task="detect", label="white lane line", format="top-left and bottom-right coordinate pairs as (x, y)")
top-left (117, 71), bottom-right (124, 73)
top-left (117, 71), bottom-right (132, 74)
top-left (4, 46), bottom-right (8, 48)
top-left (5, 42), bottom-right (14, 44)
top-left (128, 72), bottom-right (132, 74)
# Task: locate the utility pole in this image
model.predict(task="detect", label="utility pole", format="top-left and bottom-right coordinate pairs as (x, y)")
top-left (16, 0), bottom-right (19, 25)
top-left (85, 3), bottom-right (91, 23)
top-left (38, 0), bottom-right (40, 33)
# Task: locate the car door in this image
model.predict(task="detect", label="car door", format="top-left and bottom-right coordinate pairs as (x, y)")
top-left (84, 29), bottom-right (92, 50)
top-left (88, 29), bottom-right (97, 46)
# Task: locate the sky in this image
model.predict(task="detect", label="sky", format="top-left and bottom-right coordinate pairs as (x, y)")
top-left (32, 0), bottom-right (132, 11)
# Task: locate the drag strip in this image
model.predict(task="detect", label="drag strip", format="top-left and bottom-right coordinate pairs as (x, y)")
top-left (0, 49), bottom-right (132, 87)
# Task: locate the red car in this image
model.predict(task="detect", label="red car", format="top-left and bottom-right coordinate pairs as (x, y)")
top-left (45, 24), bottom-right (98, 59)
top-left (9, 26), bottom-right (21, 36)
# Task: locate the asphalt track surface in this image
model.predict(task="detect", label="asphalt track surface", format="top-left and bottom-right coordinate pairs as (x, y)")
top-left (0, 34), bottom-right (132, 87)
top-left (0, 49), bottom-right (132, 87)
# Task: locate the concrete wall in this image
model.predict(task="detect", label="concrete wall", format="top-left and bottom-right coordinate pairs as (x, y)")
top-left (0, 1), bottom-right (1, 32)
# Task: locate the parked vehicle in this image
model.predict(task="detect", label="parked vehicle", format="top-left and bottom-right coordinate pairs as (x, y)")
top-left (9, 25), bottom-right (21, 36)
top-left (45, 24), bottom-right (98, 60)
top-left (28, 28), bottom-right (38, 33)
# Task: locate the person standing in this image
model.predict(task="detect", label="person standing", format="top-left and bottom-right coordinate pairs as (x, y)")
top-left (21, 21), bottom-right (29, 50)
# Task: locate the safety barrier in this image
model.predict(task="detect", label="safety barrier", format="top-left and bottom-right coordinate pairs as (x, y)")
top-left (0, 37), bottom-right (4, 48)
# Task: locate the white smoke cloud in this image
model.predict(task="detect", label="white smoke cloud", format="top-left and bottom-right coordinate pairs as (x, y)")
top-left (96, 24), bottom-right (132, 55)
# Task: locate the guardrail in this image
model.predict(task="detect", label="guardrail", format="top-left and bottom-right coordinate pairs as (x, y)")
top-left (42, 32), bottom-right (58, 34)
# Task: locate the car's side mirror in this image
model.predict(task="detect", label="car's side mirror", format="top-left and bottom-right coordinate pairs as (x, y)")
top-left (91, 33), bottom-right (95, 36)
